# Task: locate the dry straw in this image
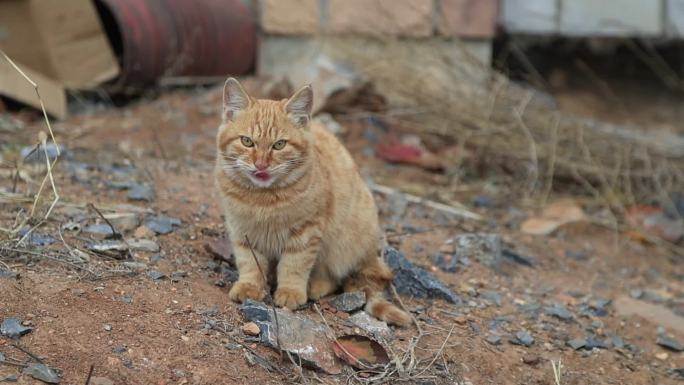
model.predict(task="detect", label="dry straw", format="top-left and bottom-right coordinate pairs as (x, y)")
top-left (319, 37), bottom-right (684, 211)
top-left (0, 49), bottom-right (60, 240)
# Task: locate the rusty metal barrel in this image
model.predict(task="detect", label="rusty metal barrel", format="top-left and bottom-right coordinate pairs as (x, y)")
top-left (95, 0), bottom-right (256, 91)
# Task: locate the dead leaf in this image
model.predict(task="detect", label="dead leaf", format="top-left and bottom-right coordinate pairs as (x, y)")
top-left (332, 335), bottom-right (390, 369)
top-left (521, 200), bottom-right (587, 235)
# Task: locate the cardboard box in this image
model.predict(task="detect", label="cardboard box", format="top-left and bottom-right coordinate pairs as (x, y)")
top-left (0, 0), bottom-right (119, 89)
top-left (0, 56), bottom-right (66, 119)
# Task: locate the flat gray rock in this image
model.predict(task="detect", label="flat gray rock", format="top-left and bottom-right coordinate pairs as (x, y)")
top-left (144, 215), bottom-right (181, 235)
top-left (349, 311), bottom-right (391, 339)
top-left (1, 318), bottom-right (31, 338)
top-left (328, 292), bottom-right (366, 312)
top-left (127, 184), bottom-right (155, 202)
top-left (23, 363), bottom-right (60, 384)
top-left (127, 239), bottom-right (160, 252)
top-left (240, 300), bottom-right (342, 374)
top-left (83, 224), bottom-right (115, 237)
top-left (384, 247), bottom-right (461, 304)
top-left (511, 330), bottom-right (534, 347)
top-left (657, 336), bottom-right (684, 352)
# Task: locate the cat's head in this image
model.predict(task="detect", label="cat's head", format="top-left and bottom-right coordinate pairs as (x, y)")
top-left (216, 77), bottom-right (314, 189)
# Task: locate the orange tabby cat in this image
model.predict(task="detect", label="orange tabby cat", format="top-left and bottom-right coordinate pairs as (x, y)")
top-left (215, 78), bottom-right (410, 326)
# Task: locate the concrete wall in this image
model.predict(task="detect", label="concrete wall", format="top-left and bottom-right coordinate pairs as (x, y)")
top-left (260, 0), bottom-right (499, 39)
top-left (258, 0), bottom-right (497, 66)
top-left (502, 0), bottom-right (684, 38)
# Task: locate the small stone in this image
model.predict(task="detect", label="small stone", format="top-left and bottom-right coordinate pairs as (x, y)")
top-left (565, 250), bottom-right (588, 260)
top-left (522, 354), bottom-right (540, 365)
top-left (83, 224), bottom-right (115, 237)
top-left (112, 346), bottom-right (127, 354)
top-left (147, 271), bottom-right (166, 280)
top-left (1, 374), bottom-right (18, 382)
top-left (122, 262), bottom-right (147, 270)
top-left (486, 334), bottom-right (502, 345)
top-left (103, 324), bottom-right (112, 332)
top-left (585, 338), bottom-right (611, 350)
top-left (87, 241), bottom-right (129, 257)
top-left (384, 248), bottom-right (461, 304)
top-left (589, 298), bottom-right (611, 310)
top-left (629, 289), bottom-right (643, 299)
top-left (27, 233), bottom-right (57, 247)
top-left (568, 338), bottom-right (587, 350)
top-left (170, 271), bottom-right (187, 282)
top-left (472, 195), bottom-right (495, 208)
top-left (349, 311), bottom-right (392, 339)
top-left (127, 184), bottom-right (155, 202)
top-left (328, 292), bottom-right (366, 312)
top-left (432, 254), bottom-right (463, 273)
top-left (501, 249), bottom-right (536, 267)
top-left (144, 215), bottom-right (181, 235)
top-left (612, 336), bottom-right (625, 349)
top-left (656, 336), bottom-right (684, 352)
top-left (0, 318), bottom-right (31, 338)
top-left (242, 322), bottom-right (261, 336)
top-left (511, 330), bottom-right (534, 347)
top-left (23, 363), bottom-right (60, 383)
top-left (127, 239), bottom-right (160, 252)
top-left (669, 367), bottom-right (684, 379)
top-left (107, 213), bottom-right (140, 232)
top-left (20, 143), bottom-right (67, 163)
top-left (90, 377), bottom-right (114, 385)
top-left (480, 291), bottom-right (502, 307)
top-left (214, 280), bottom-right (226, 287)
top-left (172, 369), bottom-right (186, 378)
top-left (0, 270), bottom-right (18, 279)
top-left (453, 233), bottom-right (503, 267)
top-left (134, 226), bottom-right (155, 238)
top-left (196, 306), bottom-right (218, 317)
top-left (544, 305), bottom-right (573, 321)
top-left (656, 352), bottom-right (669, 360)
top-left (120, 295), bottom-right (133, 304)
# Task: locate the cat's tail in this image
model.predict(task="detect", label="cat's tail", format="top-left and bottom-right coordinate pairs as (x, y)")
top-left (343, 256), bottom-right (412, 327)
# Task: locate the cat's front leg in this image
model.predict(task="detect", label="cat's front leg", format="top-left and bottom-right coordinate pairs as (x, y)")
top-left (274, 235), bottom-right (321, 310)
top-left (228, 239), bottom-right (268, 303)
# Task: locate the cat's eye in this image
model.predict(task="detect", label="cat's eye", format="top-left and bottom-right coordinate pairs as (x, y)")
top-left (272, 140), bottom-right (287, 150)
top-left (240, 136), bottom-right (254, 147)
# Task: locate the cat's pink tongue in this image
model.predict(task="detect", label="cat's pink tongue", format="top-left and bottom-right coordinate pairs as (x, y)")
top-left (254, 171), bottom-right (271, 181)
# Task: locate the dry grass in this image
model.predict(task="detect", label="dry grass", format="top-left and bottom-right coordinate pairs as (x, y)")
top-left (0, 49), bottom-right (61, 240)
top-left (317, 37), bottom-right (684, 211)
top-left (551, 359), bottom-right (563, 385)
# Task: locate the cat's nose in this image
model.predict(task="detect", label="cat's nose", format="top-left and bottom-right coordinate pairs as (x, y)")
top-left (254, 160), bottom-right (269, 170)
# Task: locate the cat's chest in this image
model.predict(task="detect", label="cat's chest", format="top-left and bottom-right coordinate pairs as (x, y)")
top-left (222, 198), bottom-right (314, 258)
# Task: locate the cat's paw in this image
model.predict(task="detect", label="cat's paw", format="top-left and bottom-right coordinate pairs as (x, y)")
top-left (274, 287), bottom-right (307, 310)
top-left (228, 281), bottom-right (265, 303)
top-left (308, 278), bottom-right (336, 300)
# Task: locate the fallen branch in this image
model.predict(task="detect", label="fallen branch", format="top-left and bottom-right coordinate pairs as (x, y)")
top-left (370, 183), bottom-right (483, 221)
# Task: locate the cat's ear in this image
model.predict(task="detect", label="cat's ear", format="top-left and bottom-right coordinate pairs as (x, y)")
top-left (285, 85), bottom-right (313, 127)
top-left (222, 77), bottom-right (250, 122)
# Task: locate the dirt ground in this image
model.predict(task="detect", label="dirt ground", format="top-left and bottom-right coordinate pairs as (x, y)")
top-left (1, 80), bottom-right (683, 385)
